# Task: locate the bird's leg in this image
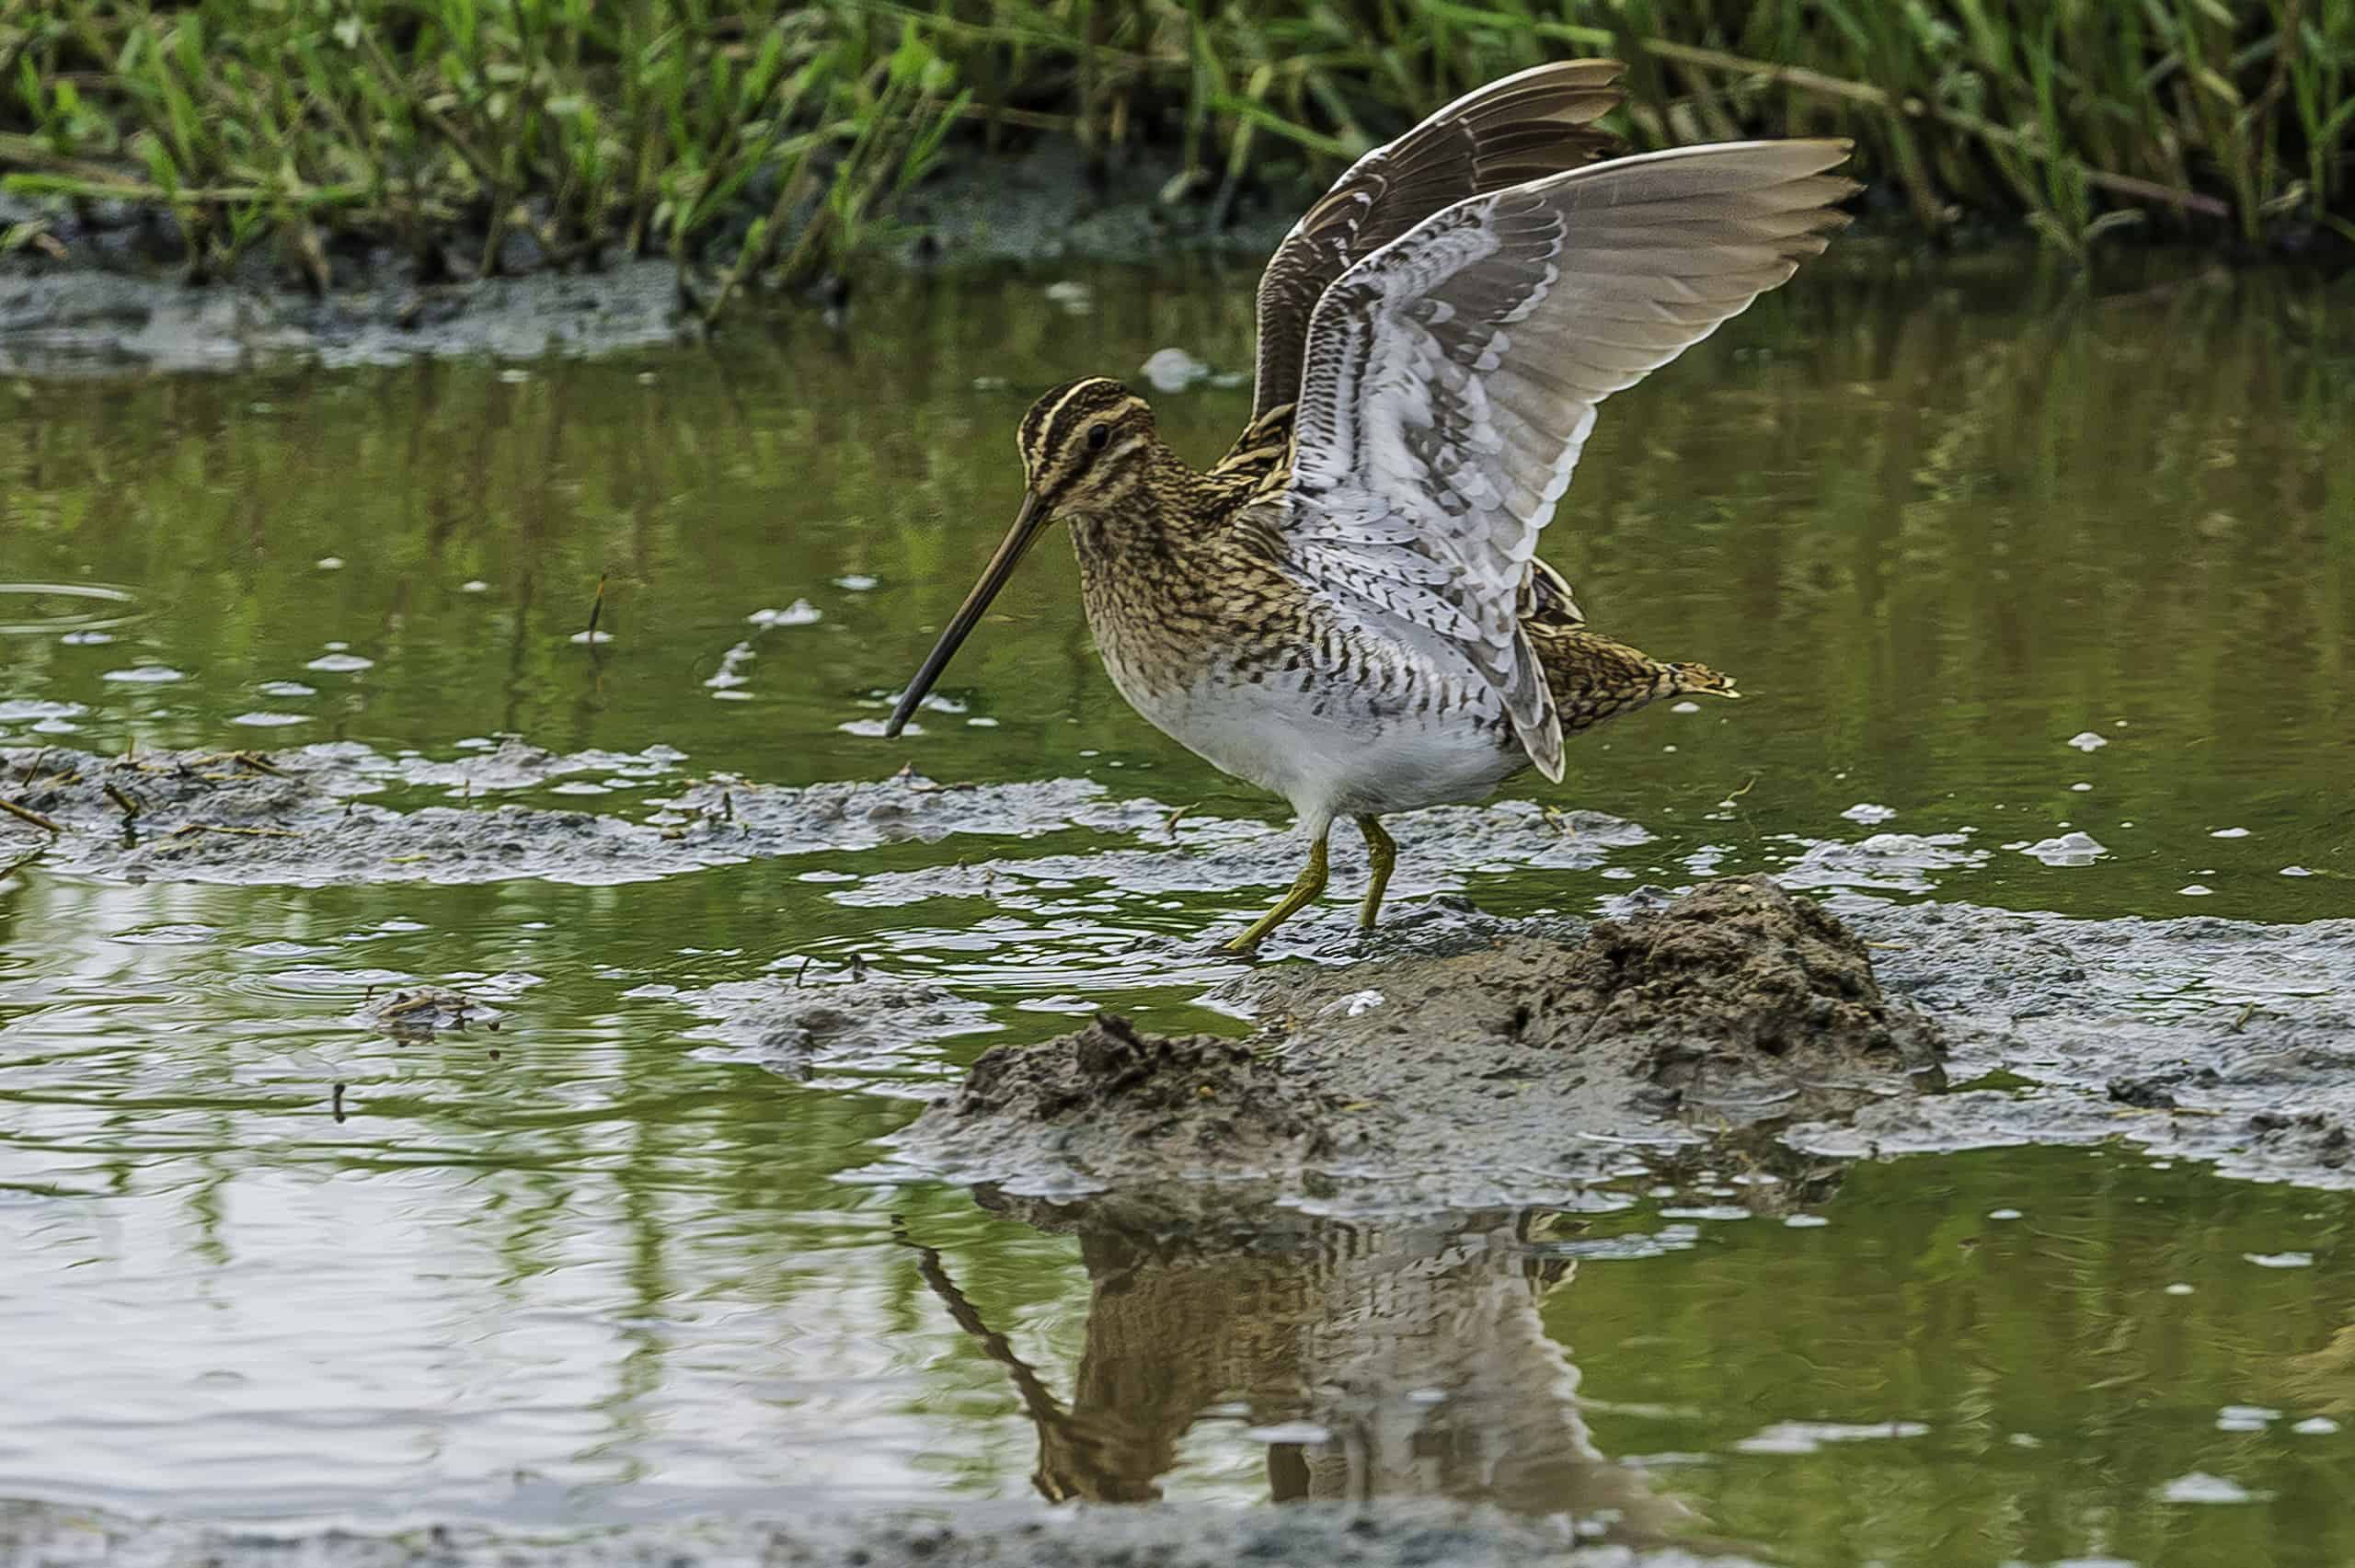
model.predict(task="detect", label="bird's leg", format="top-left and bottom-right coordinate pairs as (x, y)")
top-left (1223, 833), bottom-right (1329, 954)
top-left (1356, 816), bottom-right (1396, 933)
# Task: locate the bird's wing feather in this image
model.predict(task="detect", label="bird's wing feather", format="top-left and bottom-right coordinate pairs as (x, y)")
top-left (1239, 60), bottom-right (1624, 435)
top-left (1252, 140), bottom-right (1855, 779)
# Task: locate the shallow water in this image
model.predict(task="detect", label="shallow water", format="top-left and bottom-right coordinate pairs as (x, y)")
top-left (2, 249), bottom-right (2351, 1564)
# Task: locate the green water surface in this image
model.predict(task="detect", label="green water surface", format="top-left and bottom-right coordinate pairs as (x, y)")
top-left (1, 250), bottom-right (2350, 1566)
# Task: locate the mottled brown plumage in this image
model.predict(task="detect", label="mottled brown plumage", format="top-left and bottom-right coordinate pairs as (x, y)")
top-left (884, 62), bottom-right (1852, 951)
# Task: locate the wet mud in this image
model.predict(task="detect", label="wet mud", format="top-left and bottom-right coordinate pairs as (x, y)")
top-left (0, 744), bottom-right (1162, 887)
top-left (898, 874), bottom-right (2355, 1200)
top-left (903, 878), bottom-right (1946, 1209)
top-left (0, 1497), bottom-right (1763, 1568)
top-left (672, 971), bottom-right (996, 1082)
top-left (0, 140), bottom-right (1300, 375)
top-left (9, 742), bottom-right (2349, 1197)
top-left (0, 261), bottom-right (690, 376)
top-left (1795, 893), bottom-right (2355, 1188)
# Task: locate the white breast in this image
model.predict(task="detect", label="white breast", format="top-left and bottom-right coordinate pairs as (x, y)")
top-left (1100, 649), bottom-right (1526, 836)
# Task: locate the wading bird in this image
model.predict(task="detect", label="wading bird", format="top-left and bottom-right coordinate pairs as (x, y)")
top-left (884, 61), bottom-right (1854, 951)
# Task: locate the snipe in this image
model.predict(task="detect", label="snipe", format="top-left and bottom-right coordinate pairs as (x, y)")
top-left (885, 60), bottom-right (1855, 952)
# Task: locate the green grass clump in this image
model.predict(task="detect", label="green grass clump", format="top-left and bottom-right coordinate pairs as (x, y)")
top-left (3, 2), bottom-right (2350, 316)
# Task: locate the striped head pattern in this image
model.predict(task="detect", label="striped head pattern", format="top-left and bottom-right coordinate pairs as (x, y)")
top-left (1016, 376), bottom-right (1159, 520)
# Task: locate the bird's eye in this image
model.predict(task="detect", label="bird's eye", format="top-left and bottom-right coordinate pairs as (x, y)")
top-left (1085, 424), bottom-right (1110, 452)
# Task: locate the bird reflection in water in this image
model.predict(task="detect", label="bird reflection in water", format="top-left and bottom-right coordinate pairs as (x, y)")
top-left (900, 1201), bottom-right (1717, 1547)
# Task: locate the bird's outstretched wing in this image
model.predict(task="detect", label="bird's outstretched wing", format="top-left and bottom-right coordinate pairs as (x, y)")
top-left (1240, 60), bottom-right (1625, 434)
top-left (1249, 140), bottom-right (1855, 780)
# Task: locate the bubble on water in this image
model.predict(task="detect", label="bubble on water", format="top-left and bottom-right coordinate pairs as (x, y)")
top-left (2021, 831), bottom-right (2106, 866)
top-left (2292, 1417), bottom-right (2341, 1436)
top-left (567, 630), bottom-right (613, 646)
top-left (459, 579), bottom-right (489, 594)
top-left (748, 601), bottom-right (822, 627)
top-left (256, 681), bottom-right (316, 698)
top-left (229, 712), bottom-right (309, 728)
top-left (2070, 782), bottom-right (2093, 792)
top-left (1733, 1420), bottom-right (1928, 1455)
top-left (840, 718), bottom-right (913, 737)
top-left (61, 630), bottom-right (114, 646)
top-left (100, 664), bottom-right (187, 683)
top-left (0, 700), bottom-right (85, 722)
top-left (2159, 1472), bottom-right (2268, 1505)
top-left (1043, 280), bottom-right (1093, 315)
top-left (2066, 730), bottom-right (2108, 751)
top-left (1988, 1208), bottom-right (2023, 1220)
top-left (1241, 1421), bottom-right (1331, 1446)
top-left (1660, 744), bottom-right (1677, 753)
top-left (2244, 1251), bottom-right (2313, 1268)
top-left (706, 642), bottom-right (755, 691)
top-left (1841, 802), bottom-right (1896, 825)
top-left (2179, 884), bottom-right (2214, 897)
top-left (833, 575), bottom-right (879, 591)
top-left (2165, 1282), bottom-right (2194, 1296)
top-left (966, 716), bottom-right (1000, 728)
top-left (1784, 1214), bottom-right (1829, 1229)
top-left (1141, 347), bottom-right (1210, 393)
top-left (2216, 1406), bottom-right (2280, 1432)
top-left (2210, 827), bottom-right (2249, 839)
top-left (305, 652), bottom-right (375, 672)
top-left (2280, 865), bottom-right (2315, 877)
top-left (316, 556), bottom-right (344, 570)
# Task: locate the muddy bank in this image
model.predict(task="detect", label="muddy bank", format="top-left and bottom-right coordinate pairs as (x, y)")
top-left (902, 878), bottom-right (1946, 1210)
top-left (0, 1498), bottom-right (1763, 1568)
top-left (0, 743), bottom-right (1164, 887)
top-left (889, 878), bottom-right (2355, 1203)
top-left (1797, 892), bottom-right (2355, 1189)
top-left (0, 261), bottom-right (691, 376)
top-left (0, 743), bottom-right (1654, 902)
top-left (0, 139), bottom-right (1294, 376)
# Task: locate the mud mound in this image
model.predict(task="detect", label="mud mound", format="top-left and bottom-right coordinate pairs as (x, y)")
top-left (913, 1014), bottom-right (1342, 1195)
top-left (1531, 876), bottom-right (1947, 1105)
top-left (902, 879), bottom-right (1944, 1208)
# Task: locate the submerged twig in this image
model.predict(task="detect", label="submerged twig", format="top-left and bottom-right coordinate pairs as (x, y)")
top-left (0, 797), bottom-right (61, 834)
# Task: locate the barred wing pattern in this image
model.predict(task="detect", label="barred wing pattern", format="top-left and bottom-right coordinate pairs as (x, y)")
top-left (1245, 60), bottom-right (1624, 429)
top-left (1258, 141), bottom-right (1855, 780)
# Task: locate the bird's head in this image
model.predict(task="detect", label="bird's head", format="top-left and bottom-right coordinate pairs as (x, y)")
top-left (1015, 376), bottom-right (1160, 519)
top-left (882, 377), bottom-right (1157, 738)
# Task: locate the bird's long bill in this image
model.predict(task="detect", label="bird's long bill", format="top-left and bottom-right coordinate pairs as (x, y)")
top-left (881, 490), bottom-right (1046, 738)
